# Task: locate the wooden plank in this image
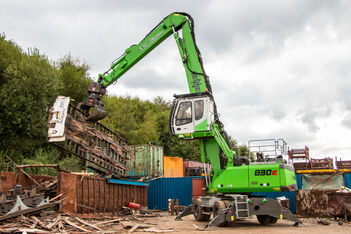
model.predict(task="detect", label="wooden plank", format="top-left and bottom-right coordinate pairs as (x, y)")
top-left (31, 216), bottom-right (48, 230)
top-left (46, 215), bottom-right (61, 230)
top-left (72, 216), bottom-right (102, 231)
top-left (128, 223), bottom-right (141, 233)
top-left (63, 217), bottom-right (90, 232)
top-left (96, 218), bottom-right (123, 226)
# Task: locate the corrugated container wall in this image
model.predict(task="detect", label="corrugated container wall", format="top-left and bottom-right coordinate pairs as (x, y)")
top-left (164, 156), bottom-right (183, 177)
top-left (345, 173), bottom-right (351, 188)
top-left (127, 145), bottom-right (163, 177)
top-left (296, 174), bottom-right (302, 189)
top-left (148, 177), bottom-right (192, 210)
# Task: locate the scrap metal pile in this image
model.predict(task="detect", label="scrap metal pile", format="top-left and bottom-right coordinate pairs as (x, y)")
top-left (47, 96), bottom-right (134, 177)
top-left (0, 170), bottom-right (60, 223)
top-left (0, 209), bottom-right (166, 233)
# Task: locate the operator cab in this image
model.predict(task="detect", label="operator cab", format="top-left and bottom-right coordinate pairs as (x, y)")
top-left (170, 93), bottom-right (215, 138)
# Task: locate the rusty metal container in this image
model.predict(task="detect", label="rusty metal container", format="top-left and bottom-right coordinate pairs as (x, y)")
top-left (192, 177), bottom-right (205, 199)
top-left (0, 171), bottom-right (55, 192)
top-left (183, 160), bottom-right (204, 176)
top-left (59, 172), bottom-right (147, 215)
top-left (163, 156), bottom-right (183, 177)
top-left (328, 192), bottom-right (351, 218)
top-left (127, 144), bottom-right (163, 178)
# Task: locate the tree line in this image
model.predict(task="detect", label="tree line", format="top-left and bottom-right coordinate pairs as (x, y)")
top-left (0, 34), bottom-right (251, 175)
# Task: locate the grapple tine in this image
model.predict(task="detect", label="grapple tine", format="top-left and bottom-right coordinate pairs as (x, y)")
top-left (85, 105), bottom-right (107, 121)
top-left (80, 82), bottom-right (107, 122)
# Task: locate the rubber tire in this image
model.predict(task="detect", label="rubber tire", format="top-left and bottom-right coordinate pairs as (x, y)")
top-left (213, 201), bottom-right (226, 218)
top-left (193, 200), bottom-right (211, 222)
top-left (257, 215), bottom-right (276, 225)
top-left (213, 200), bottom-right (229, 226)
top-left (270, 217), bottom-right (278, 224)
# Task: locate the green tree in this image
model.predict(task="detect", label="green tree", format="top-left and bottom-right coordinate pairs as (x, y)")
top-left (57, 55), bottom-right (92, 105)
top-left (0, 39), bottom-right (61, 151)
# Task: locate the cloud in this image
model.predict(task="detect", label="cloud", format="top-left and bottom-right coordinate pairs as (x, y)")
top-left (1, 0), bottom-right (351, 159)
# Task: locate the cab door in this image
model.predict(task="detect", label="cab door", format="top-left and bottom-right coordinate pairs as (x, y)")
top-left (193, 98), bottom-right (212, 132)
top-left (174, 100), bottom-right (194, 134)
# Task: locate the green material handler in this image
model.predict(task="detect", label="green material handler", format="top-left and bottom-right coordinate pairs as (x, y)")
top-left (80, 12), bottom-right (301, 228)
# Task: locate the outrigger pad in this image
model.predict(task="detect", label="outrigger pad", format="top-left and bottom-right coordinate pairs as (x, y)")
top-left (281, 207), bottom-right (302, 225)
top-left (175, 205), bottom-right (193, 221)
top-left (204, 210), bottom-right (228, 230)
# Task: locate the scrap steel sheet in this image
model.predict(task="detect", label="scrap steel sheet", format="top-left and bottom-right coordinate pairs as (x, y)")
top-left (50, 103), bottom-right (134, 176)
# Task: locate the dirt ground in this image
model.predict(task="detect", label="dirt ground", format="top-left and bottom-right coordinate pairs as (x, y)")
top-left (138, 212), bottom-right (351, 234)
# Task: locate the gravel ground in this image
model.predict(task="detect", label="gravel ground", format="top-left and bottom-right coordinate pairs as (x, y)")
top-left (138, 213), bottom-right (351, 234)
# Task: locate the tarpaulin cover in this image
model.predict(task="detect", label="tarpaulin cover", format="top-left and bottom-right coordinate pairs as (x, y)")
top-left (302, 174), bottom-right (344, 190)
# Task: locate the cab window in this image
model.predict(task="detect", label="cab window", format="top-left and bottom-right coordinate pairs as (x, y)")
top-left (176, 101), bottom-right (192, 126)
top-left (195, 100), bottom-right (204, 120)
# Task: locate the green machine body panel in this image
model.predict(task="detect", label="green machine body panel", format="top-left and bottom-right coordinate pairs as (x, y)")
top-left (208, 163), bottom-right (297, 193)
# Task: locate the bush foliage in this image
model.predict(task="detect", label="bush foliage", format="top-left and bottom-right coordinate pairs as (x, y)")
top-left (0, 34), bottom-right (247, 175)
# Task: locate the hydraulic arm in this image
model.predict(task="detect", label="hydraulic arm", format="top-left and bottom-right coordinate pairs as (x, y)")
top-left (81, 12), bottom-right (213, 121)
top-left (81, 12), bottom-right (235, 181)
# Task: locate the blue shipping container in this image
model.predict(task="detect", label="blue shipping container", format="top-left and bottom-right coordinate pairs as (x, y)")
top-left (251, 191), bottom-right (296, 213)
top-left (296, 174), bottom-right (302, 189)
top-left (345, 173), bottom-right (351, 188)
top-left (148, 177), bottom-right (193, 210)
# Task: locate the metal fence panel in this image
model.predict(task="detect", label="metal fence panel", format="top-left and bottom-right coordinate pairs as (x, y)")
top-left (148, 177), bottom-right (192, 210)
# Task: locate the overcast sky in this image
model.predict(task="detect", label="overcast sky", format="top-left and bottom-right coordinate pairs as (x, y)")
top-left (1, 0), bottom-right (351, 160)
